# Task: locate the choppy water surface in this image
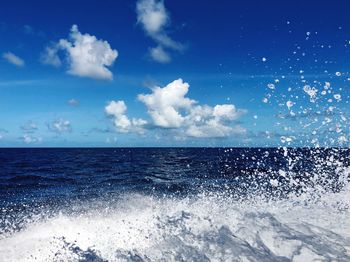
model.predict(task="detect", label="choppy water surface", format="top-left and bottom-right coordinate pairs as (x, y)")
top-left (0, 148), bottom-right (350, 261)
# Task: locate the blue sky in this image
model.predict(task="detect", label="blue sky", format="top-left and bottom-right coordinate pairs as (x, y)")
top-left (0, 0), bottom-right (349, 147)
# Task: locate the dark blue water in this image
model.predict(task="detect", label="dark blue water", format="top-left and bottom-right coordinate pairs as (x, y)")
top-left (1, 148), bottom-right (349, 205)
top-left (1, 148), bottom-right (350, 261)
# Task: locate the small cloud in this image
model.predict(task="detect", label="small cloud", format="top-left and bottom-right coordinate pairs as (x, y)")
top-left (20, 121), bottom-right (38, 133)
top-left (21, 134), bottom-right (42, 144)
top-left (136, 0), bottom-right (184, 63)
top-left (105, 100), bottom-right (147, 134)
top-left (149, 45), bottom-right (171, 63)
top-left (0, 128), bottom-right (8, 140)
top-left (48, 119), bottom-right (72, 133)
top-left (67, 98), bottom-right (79, 106)
top-left (2, 52), bottom-right (25, 67)
top-left (41, 25), bottom-right (118, 80)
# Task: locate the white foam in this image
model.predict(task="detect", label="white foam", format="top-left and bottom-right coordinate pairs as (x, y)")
top-left (1, 187), bottom-right (350, 261)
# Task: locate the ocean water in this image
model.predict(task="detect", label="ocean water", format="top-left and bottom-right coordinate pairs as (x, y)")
top-left (0, 148), bottom-right (350, 261)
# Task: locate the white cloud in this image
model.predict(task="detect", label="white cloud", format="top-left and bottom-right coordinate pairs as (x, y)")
top-left (105, 100), bottom-right (131, 130)
top-left (136, 0), bottom-right (183, 63)
top-left (138, 79), bottom-right (195, 128)
top-left (149, 45), bottom-right (171, 63)
top-left (48, 119), bottom-right (71, 133)
top-left (213, 104), bottom-right (241, 121)
top-left (152, 33), bottom-right (183, 51)
top-left (42, 25), bottom-right (118, 80)
top-left (185, 105), bottom-right (246, 138)
top-left (105, 100), bottom-right (147, 134)
top-left (138, 78), bottom-right (246, 138)
top-left (103, 79), bottom-right (246, 139)
top-left (21, 134), bottom-right (42, 144)
top-left (136, 0), bottom-right (168, 35)
top-left (2, 52), bottom-right (25, 67)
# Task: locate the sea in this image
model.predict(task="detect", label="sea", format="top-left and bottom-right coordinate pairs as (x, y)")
top-left (0, 147), bottom-right (350, 261)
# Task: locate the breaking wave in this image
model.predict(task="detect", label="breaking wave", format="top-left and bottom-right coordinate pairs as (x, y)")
top-left (1, 164), bottom-right (350, 261)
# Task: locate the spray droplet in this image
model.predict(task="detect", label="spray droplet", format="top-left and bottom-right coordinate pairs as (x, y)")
top-left (286, 101), bottom-right (294, 109)
top-left (267, 83), bottom-right (275, 90)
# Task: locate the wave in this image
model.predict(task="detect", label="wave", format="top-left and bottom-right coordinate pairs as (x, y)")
top-left (1, 184), bottom-right (350, 261)
top-left (1, 148), bottom-right (349, 261)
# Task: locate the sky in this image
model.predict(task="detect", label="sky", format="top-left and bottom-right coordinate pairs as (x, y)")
top-left (0, 0), bottom-right (349, 147)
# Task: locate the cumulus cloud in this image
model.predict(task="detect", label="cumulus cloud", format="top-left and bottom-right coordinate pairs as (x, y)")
top-left (103, 79), bottom-right (246, 139)
top-left (105, 100), bottom-right (147, 134)
top-left (21, 134), bottom-right (42, 144)
top-left (185, 104), bottom-right (246, 138)
top-left (136, 0), bottom-right (183, 63)
top-left (2, 52), bottom-right (25, 67)
top-left (138, 79), bottom-right (194, 128)
top-left (41, 25), bottom-right (118, 80)
top-left (48, 119), bottom-right (72, 133)
top-left (138, 78), bottom-right (246, 138)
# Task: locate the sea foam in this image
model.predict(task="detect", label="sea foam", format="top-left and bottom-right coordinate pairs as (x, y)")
top-left (1, 181), bottom-right (350, 262)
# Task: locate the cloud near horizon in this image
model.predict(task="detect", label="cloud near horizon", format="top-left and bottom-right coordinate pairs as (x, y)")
top-left (105, 100), bottom-right (148, 134)
top-left (105, 79), bottom-right (246, 139)
top-left (48, 119), bottom-right (72, 134)
top-left (21, 134), bottom-right (42, 144)
top-left (20, 121), bottom-right (38, 133)
top-left (41, 25), bottom-right (118, 80)
top-left (139, 79), bottom-right (247, 138)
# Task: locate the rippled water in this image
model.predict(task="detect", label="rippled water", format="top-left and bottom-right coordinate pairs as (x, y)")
top-left (1, 148), bottom-right (350, 261)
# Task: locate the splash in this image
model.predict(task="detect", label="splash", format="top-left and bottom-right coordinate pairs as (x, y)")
top-left (1, 147), bottom-right (350, 262)
top-left (1, 184), bottom-right (350, 262)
